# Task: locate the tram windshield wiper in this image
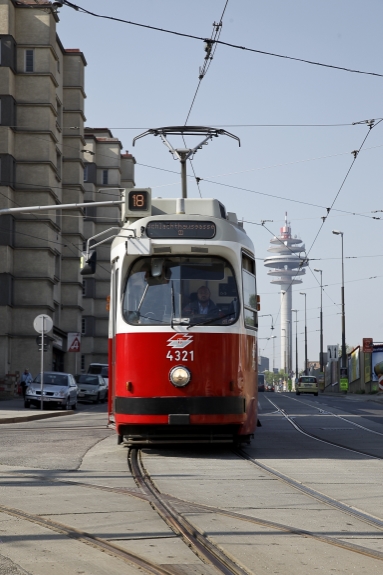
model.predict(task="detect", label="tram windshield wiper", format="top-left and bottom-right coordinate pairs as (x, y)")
top-left (186, 312), bottom-right (236, 329)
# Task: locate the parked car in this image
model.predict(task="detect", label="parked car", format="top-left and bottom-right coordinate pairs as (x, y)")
top-left (258, 374), bottom-right (265, 392)
top-left (75, 374), bottom-right (107, 404)
top-left (88, 363), bottom-right (109, 391)
top-left (25, 372), bottom-right (78, 410)
top-left (296, 376), bottom-right (318, 396)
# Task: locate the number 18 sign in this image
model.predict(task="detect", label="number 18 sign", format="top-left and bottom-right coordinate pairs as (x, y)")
top-left (67, 332), bottom-right (81, 353)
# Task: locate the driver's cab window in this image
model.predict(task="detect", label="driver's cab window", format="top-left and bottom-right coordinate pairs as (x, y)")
top-left (123, 256), bottom-right (239, 326)
top-left (242, 252), bottom-right (257, 329)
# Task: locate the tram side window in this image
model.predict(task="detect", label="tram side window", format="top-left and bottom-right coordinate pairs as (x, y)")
top-left (123, 256), bottom-right (240, 327)
top-left (242, 253), bottom-right (257, 329)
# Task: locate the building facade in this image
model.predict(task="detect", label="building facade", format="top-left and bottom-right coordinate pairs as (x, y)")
top-left (0, 1), bottom-right (134, 383)
top-left (82, 129), bottom-right (135, 371)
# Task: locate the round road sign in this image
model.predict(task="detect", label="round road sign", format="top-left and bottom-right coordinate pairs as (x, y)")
top-left (33, 314), bottom-right (53, 334)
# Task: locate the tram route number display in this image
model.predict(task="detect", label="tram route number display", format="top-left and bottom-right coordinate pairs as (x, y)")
top-left (146, 220), bottom-right (216, 239)
top-left (128, 190), bottom-right (150, 211)
top-left (166, 350), bottom-right (194, 361)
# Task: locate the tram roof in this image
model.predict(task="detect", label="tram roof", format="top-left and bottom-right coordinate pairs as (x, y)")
top-left (118, 198), bottom-right (253, 251)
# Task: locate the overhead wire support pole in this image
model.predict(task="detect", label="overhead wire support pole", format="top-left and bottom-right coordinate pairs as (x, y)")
top-left (132, 126), bottom-right (240, 199)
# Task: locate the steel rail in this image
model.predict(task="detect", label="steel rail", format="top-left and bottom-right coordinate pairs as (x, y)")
top-left (236, 449), bottom-right (383, 531)
top-left (282, 393), bottom-right (383, 436)
top-left (4, 455), bottom-right (383, 564)
top-left (264, 396), bottom-right (383, 460)
top-left (0, 503), bottom-right (181, 575)
top-left (129, 448), bottom-right (252, 575)
top-left (165, 495), bottom-right (383, 562)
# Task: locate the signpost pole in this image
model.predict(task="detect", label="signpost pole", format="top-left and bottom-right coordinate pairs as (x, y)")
top-left (40, 316), bottom-right (45, 410)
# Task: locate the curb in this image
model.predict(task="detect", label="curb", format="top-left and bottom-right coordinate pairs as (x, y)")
top-left (0, 410), bottom-right (74, 424)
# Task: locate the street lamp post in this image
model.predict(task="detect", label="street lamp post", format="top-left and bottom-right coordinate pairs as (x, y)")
top-left (269, 335), bottom-right (277, 382)
top-left (293, 310), bottom-right (299, 380)
top-left (299, 292), bottom-right (307, 374)
top-left (332, 230), bottom-right (346, 369)
top-left (259, 313), bottom-right (276, 375)
top-left (314, 269), bottom-right (323, 372)
top-left (282, 328), bottom-right (287, 375)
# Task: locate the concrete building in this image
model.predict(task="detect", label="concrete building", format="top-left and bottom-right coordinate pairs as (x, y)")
top-left (0, 0), bottom-right (87, 380)
top-left (258, 356), bottom-right (270, 374)
top-left (0, 2), bottom-right (135, 384)
top-left (81, 129), bottom-right (135, 371)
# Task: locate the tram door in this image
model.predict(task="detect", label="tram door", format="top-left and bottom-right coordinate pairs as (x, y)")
top-left (109, 265), bottom-right (119, 420)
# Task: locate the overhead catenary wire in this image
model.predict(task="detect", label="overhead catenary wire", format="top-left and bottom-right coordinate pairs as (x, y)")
top-left (182, 1), bottom-right (230, 198)
top-left (58, 1), bottom-right (383, 78)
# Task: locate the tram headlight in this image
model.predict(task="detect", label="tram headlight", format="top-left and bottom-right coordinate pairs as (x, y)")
top-left (169, 366), bottom-right (191, 387)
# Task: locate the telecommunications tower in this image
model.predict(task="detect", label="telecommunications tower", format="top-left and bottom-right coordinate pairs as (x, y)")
top-left (264, 213), bottom-right (308, 376)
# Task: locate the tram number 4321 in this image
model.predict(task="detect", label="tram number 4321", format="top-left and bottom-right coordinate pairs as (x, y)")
top-left (166, 350), bottom-right (194, 361)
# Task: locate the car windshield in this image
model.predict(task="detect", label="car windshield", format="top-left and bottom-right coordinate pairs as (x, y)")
top-left (34, 374), bottom-right (68, 386)
top-left (101, 367), bottom-right (108, 377)
top-left (300, 377), bottom-right (317, 383)
top-left (123, 256), bottom-right (239, 327)
top-left (76, 375), bottom-right (100, 385)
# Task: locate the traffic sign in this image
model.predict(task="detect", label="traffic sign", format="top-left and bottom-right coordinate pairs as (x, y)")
top-left (67, 332), bottom-right (81, 352)
top-left (33, 314), bottom-right (53, 334)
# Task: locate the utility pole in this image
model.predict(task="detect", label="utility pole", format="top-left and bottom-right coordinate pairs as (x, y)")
top-left (300, 292), bottom-right (307, 374)
top-left (314, 269), bottom-right (324, 372)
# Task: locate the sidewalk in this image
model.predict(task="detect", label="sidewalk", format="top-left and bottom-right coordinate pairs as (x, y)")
top-left (321, 390), bottom-right (383, 404)
top-left (0, 396), bottom-right (74, 424)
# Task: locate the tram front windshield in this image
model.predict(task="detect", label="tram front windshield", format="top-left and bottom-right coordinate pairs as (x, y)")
top-left (123, 256), bottom-right (239, 326)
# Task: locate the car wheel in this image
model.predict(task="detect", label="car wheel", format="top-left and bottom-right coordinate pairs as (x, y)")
top-left (94, 393), bottom-right (100, 405)
top-left (24, 400), bottom-right (30, 408)
top-left (296, 391), bottom-right (300, 395)
top-left (64, 398), bottom-right (71, 410)
top-left (72, 401), bottom-right (77, 410)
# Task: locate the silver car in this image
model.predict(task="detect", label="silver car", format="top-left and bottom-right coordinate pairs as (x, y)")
top-left (25, 372), bottom-right (78, 410)
top-left (75, 374), bottom-right (107, 404)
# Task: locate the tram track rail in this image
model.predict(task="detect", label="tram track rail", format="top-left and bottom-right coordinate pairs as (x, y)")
top-left (264, 396), bottom-right (383, 460)
top-left (283, 393), bottom-right (383, 437)
top-left (129, 447), bottom-right (252, 575)
top-left (0, 502), bottom-right (181, 575)
top-left (3, 444), bottom-right (383, 569)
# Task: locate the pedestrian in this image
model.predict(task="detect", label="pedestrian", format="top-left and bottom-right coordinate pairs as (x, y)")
top-left (20, 369), bottom-right (33, 398)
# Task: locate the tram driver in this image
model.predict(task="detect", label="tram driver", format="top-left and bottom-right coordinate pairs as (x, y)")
top-left (183, 285), bottom-right (218, 318)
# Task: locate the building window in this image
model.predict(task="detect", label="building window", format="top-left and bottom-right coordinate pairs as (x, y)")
top-left (0, 99), bottom-right (2, 124)
top-left (25, 49), bottom-right (34, 73)
top-left (82, 280), bottom-right (86, 296)
top-left (57, 58), bottom-right (60, 73)
top-left (81, 318), bottom-right (86, 335)
top-left (84, 165), bottom-right (88, 182)
top-left (80, 354), bottom-right (85, 371)
top-left (102, 169), bottom-right (108, 185)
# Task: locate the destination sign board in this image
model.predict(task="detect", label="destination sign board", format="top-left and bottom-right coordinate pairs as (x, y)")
top-left (146, 220), bottom-right (216, 239)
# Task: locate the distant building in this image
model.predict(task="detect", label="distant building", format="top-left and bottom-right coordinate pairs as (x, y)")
top-left (258, 356), bottom-right (270, 373)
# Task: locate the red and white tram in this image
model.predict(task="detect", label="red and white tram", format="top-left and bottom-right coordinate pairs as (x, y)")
top-left (107, 189), bottom-right (260, 445)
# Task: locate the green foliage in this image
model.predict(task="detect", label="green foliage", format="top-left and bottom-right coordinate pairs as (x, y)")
top-left (263, 369), bottom-right (288, 383)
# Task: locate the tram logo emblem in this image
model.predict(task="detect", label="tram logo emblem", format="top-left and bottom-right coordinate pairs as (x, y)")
top-left (167, 334), bottom-right (193, 349)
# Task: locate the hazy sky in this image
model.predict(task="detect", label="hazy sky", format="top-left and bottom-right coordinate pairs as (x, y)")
top-left (57, 1), bottom-right (383, 370)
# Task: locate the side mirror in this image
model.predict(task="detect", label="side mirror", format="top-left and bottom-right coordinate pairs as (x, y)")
top-left (151, 258), bottom-right (164, 278)
top-left (80, 250), bottom-right (97, 275)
